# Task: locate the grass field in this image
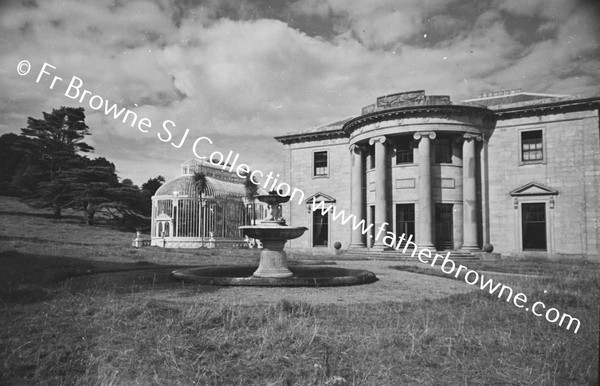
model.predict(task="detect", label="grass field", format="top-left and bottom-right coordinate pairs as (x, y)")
top-left (0, 196), bottom-right (598, 385)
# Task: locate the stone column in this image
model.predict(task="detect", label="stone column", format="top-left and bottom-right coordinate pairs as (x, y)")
top-left (413, 131), bottom-right (436, 249)
top-left (480, 135), bottom-right (490, 247)
top-left (369, 136), bottom-right (388, 249)
top-left (462, 133), bottom-right (482, 250)
top-left (349, 144), bottom-right (366, 248)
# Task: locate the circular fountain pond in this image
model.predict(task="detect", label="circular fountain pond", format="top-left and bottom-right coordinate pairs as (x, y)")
top-left (170, 192), bottom-right (377, 287)
top-left (170, 265), bottom-right (377, 287)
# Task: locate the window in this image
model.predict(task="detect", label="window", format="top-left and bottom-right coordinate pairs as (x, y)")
top-left (313, 151), bottom-right (328, 177)
top-left (395, 137), bottom-right (414, 164)
top-left (435, 137), bottom-right (453, 164)
top-left (395, 204), bottom-right (415, 240)
top-left (521, 130), bottom-right (543, 162)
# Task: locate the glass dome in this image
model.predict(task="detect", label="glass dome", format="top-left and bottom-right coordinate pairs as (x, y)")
top-left (151, 160), bottom-right (268, 248)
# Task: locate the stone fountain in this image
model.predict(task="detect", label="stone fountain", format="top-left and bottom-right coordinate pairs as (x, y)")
top-left (170, 192), bottom-right (377, 287)
top-left (238, 191), bottom-right (307, 278)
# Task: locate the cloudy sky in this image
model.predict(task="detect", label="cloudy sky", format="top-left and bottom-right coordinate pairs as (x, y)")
top-left (1, 0), bottom-right (599, 185)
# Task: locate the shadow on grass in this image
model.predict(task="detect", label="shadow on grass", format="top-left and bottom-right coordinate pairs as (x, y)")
top-left (389, 265), bottom-right (457, 280)
top-left (0, 234), bottom-right (126, 247)
top-left (0, 250), bottom-right (221, 304)
top-left (0, 206), bottom-right (145, 233)
top-left (389, 264), bottom-right (550, 283)
top-left (0, 209), bottom-right (81, 220)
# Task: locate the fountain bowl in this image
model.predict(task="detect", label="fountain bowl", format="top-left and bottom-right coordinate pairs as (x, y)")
top-left (238, 225), bottom-right (307, 240)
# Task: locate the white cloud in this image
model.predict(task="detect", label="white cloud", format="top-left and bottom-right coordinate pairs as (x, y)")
top-left (291, 0), bottom-right (448, 47)
top-left (497, 0), bottom-right (578, 19)
top-left (1, 0), bottom-right (598, 185)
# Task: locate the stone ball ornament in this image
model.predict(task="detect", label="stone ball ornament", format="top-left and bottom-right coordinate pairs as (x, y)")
top-left (483, 243), bottom-right (494, 253)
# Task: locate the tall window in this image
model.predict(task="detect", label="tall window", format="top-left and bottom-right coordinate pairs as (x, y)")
top-left (313, 151), bottom-right (328, 177)
top-left (395, 204), bottom-right (415, 240)
top-left (435, 137), bottom-right (453, 164)
top-left (395, 137), bottom-right (414, 164)
top-left (521, 130), bottom-right (543, 162)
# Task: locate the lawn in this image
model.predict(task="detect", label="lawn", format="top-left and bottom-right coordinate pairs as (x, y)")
top-left (0, 196), bottom-right (598, 385)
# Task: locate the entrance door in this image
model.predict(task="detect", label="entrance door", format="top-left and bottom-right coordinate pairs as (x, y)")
top-left (435, 203), bottom-right (454, 250)
top-left (312, 209), bottom-right (329, 246)
top-left (395, 204), bottom-right (415, 239)
top-left (522, 203), bottom-right (546, 250)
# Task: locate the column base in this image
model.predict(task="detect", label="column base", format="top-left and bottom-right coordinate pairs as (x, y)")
top-left (460, 244), bottom-right (480, 251)
top-left (371, 241), bottom-right (393, 251)
top-left (349, 243), bottom-right (367, 249)
top-left (418, 243), bottom-right (436, 251)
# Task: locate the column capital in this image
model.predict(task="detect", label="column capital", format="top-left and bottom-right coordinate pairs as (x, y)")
top-left (413, 131), bottom-right (436, 141)
top-left (463, 132), bottom-right (483, 142)
top-left (368, 135), bottom-right (387, 146)
top-left (349, 144), bottom-right (366, 154)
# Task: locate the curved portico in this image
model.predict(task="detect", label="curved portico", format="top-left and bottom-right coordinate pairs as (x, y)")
top-left (345, 91), bottom-right (496, 251)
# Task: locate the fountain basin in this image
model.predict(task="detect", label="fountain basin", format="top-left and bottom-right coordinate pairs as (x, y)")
top-left (170, 265), bottom-right (378, 287)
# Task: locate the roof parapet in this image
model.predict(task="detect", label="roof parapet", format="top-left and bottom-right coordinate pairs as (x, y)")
top-left (361, 90), bottom-right (452, 115)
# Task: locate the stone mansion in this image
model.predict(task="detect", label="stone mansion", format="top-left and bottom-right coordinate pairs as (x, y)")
top-left (275, 90), bottom-right (600, 260)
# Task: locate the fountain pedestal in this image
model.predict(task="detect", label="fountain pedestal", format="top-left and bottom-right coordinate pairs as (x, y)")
top-left (239, 193), bottom-right (307, 278)
top-left (253, 239), bottom-right (292, 278)
top-left (239, 222), bottom-right (307, 278)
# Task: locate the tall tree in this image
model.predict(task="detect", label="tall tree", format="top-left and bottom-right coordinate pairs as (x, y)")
top-left (193, 172), bottom-right (208, 246)
top-left (141, 175), bottom-right (165, 195)
top-left (0, 133), bottom-right (41, 196)
top-left (20, 107), bottom-right (94, 217)
top-left (35, 155), bottom-right (149, 226)
top-left (22, 107), bottom-right (93, 153)
top-left (121, 178), bottom-right (135, 187)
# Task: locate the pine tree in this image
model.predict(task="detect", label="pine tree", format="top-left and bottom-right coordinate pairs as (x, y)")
top-left (20, 107), bottom-right (94, 217)
top-left (141, 175), bottom-right (165, 195)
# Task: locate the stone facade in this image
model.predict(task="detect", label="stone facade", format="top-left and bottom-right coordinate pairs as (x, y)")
top-left (275, 90), bottom-right (600, 260)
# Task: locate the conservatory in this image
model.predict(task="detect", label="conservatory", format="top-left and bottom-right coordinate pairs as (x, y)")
top-left (151, 160), bottom-right (267, 248)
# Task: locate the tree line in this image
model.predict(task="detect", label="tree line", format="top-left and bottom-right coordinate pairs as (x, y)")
top-left (0, 106), bottom-right (165, 228)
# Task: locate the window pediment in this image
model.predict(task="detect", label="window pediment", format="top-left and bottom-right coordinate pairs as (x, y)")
top-left (510, 182), bottom-right (558, 197)
top-left (156, 212), bottom-right (172, 221)
top-left (305, 192), bottom-right (336, 204)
